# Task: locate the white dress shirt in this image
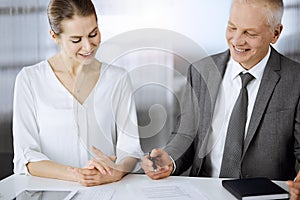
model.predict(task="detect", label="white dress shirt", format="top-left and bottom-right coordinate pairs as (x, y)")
top-left (13, 60), bottom-right (143, 174)
top-left (204, 47), bottom-right (271, 177)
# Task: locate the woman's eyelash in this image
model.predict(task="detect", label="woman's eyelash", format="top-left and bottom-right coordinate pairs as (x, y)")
top-left (71, 31), bottom-right (97, 43)
top-left (71, 38), bottom-right (81, 43)
top-left (89, 32), bottom-right (97, 37)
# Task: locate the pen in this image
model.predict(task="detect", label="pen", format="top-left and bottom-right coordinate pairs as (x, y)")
top-left (294, 170), bottom-right (299, 182)
top-left (149, 151), bottom-right (157, 172)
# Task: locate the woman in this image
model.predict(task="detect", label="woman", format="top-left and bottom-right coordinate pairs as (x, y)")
top-left (13, 0), bottom-right (143, 186)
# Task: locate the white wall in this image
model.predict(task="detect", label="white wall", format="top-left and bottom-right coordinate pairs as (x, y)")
top-left (95, 0), bottom-right (231, 55)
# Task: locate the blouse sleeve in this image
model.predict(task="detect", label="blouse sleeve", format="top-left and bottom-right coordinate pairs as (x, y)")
top-left (112, 72), bottom-right (143, 170)
top-left (13, 68), bottom-right (49, 175)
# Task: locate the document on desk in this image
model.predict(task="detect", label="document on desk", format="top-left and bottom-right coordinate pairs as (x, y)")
top-left (72, 187), bottom-right (114, 200)
top-left (136, 182), bottom-right (208, 200)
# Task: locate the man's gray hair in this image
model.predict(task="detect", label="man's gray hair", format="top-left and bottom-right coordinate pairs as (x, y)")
top-left (232, 0), bottom-right (284, 30)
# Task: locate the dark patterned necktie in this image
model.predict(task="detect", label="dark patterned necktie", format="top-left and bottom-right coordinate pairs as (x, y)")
top-left (219, 72), bottom-right (254, 178)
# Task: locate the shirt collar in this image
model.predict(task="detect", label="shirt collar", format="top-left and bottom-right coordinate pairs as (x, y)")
top-left (228, 46), bottom-right (271, 81)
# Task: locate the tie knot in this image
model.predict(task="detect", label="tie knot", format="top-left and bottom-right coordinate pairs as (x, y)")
top-left (240, 73), bottom-right (254, 88)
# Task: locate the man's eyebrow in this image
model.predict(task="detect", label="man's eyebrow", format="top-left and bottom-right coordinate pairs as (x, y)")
top-left (227, 21), bottom-right (258, 32)
top-left (227, 21), bottom-right (235, 26)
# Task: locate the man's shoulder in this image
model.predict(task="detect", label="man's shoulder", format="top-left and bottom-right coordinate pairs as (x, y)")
top-left (279, 53), bottom-right (300, 68)
top-left (273, 49), bottom-right (300, 72)
top-left (189, 50), bottom-right (229, 75)
top-left (210, 50), bottom-right (230, 60)
top-left (193, 49), bottom-right (230, 66)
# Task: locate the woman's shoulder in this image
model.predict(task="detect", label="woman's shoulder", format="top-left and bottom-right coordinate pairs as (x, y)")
top-left (21, 60), bottom-right (49, 73)
top-left (18, 60), bottom-right (49, 74)
top-left (98, 63), bottom-right (132, 90)
top-left (16, 60), bottom-right (50, 83)
top-left (101, 62), bottom-right (128, 77)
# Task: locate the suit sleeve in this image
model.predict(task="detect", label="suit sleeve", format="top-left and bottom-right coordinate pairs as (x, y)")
top-left (164, 65), bottom-right (201, 174)
top-left (294, 93), bottom-right (300, 165)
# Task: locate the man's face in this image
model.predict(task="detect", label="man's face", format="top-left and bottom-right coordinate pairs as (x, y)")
top-left (226, 1), bottom-right (280, 69)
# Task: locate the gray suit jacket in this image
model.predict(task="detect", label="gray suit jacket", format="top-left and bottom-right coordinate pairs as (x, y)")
top-left (165, 47), bottom-right (300, 181)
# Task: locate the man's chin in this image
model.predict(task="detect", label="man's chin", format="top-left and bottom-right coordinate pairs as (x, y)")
top-left (230, 52), bottom-right (249, 63)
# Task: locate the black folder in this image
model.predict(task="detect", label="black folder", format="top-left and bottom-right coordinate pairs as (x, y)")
top-left (222, 177), bottom-right (289, 200)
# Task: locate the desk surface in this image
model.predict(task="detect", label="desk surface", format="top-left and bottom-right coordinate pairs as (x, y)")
top-left (0, 174), bottom-right (289, 200)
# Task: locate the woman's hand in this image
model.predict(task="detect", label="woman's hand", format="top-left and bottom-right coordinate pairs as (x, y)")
top-left (68, 166), bottom-right (124, 187)
top-left (70, 146), bottom-right (128, 186)
top-left (84, 146), bottom-right (118, 175)
top-left (70, 146), bottom-right (140, 186)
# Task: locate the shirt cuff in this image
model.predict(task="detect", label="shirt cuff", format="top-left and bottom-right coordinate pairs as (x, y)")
top-left (169, 155), bottom-right (176, 174)
top-left (14, 149), bottom-right (50, 175)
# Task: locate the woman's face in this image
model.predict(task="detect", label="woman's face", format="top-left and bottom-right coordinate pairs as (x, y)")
top-left (57, 14), bottom-right (101, 65)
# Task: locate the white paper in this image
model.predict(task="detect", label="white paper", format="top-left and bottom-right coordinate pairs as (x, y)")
top-left (141, 185), bottom-right (191, 199)
top-left (72, 187), bottom-right (114, 200)
top-left (138, 182), bottom-right (208, 200)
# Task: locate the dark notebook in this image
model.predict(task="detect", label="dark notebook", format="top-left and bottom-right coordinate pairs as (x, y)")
top-left (222, 177), bottom-right (289, 200)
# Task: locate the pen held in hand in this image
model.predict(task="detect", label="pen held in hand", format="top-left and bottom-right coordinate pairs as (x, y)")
top-left (149, 151), bottom-right (157, 172)
top-left (294, 170), bottom-right (299, 182)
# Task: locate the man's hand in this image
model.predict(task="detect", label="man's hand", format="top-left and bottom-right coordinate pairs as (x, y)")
top-left (141, 148), bottom-right (173, 180)
top-left (286, 171), bottom-right (300, 200)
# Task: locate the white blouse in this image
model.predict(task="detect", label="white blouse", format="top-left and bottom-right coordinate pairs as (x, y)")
top-left (13, 60), bottom-right (143, 174)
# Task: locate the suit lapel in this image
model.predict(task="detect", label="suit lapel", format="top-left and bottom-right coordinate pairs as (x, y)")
top-left (207, 50), bottom-right (230, 105)
top-left (194, 50), bottom-right (229, 174)
top-left (242, 47), bottom-right (281, 156)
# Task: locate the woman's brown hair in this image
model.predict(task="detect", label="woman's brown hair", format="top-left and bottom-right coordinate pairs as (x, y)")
top-left (47, 0), bottom-right (97, 35)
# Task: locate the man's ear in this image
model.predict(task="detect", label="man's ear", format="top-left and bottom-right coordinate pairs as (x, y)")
top-left (50, 29), bottom-right (59, 45)
top-left (271, 24), bottom-right (283, 44)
